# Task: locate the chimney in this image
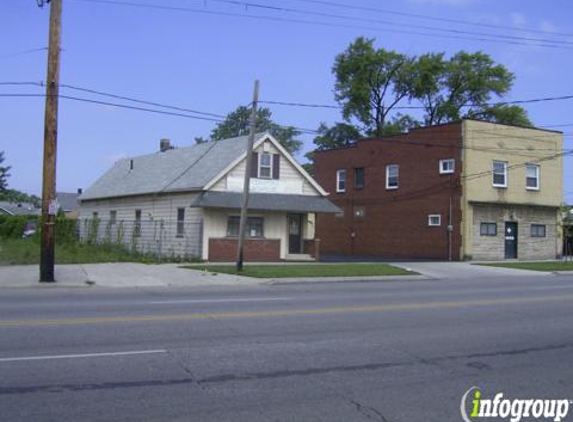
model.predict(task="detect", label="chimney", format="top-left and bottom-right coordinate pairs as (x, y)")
top-left (160, 138), bottom-right (171, 152)
top-left (77, 188), bottom-right (82, 195)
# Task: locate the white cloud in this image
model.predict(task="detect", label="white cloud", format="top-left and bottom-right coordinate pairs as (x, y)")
top-left (510, 12), bottom-right (527, 27)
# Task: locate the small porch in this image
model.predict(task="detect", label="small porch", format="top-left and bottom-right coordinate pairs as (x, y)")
top-left (191, 191), bottom-right (339, 262)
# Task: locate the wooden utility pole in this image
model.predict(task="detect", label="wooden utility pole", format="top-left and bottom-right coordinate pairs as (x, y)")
top-left (39, 0), bottom-right (62, 282)
top-left (236, 80), bottom-right (259, 272)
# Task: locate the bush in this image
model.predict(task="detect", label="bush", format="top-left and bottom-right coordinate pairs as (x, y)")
top-left (0, 215), bottom-right (33, 239)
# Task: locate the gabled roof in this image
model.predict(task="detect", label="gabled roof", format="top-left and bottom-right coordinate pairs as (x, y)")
top-left (56, 192), bottom-right (79, 212)
top-left (0, 202), bottom-right (40, 216)
top-left (80, 133), bottom-right (264, 201)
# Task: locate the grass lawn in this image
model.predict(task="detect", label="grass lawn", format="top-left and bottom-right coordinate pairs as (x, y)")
top-left (182, 263), bottom-right (417, 278)
top-left (477, 261), bottom-right (573, 272)
top-left (0, 238), bottom-right (171, 265)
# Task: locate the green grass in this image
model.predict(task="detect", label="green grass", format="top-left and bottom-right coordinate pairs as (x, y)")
top-left (0, 238), bottom-right (199, 265)
top-left (477, 261), bottom-right (573, 272)
top-left (182, 263), bottom-right (417, 278)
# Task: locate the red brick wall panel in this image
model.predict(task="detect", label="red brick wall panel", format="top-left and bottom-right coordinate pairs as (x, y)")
top-left (314, 123), bottom-right (463, 260)
top-left (209, 238), bottom-right (280, 262)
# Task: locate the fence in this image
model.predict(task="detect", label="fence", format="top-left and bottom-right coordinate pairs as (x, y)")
top-left (78, 218), bottom-right (203, 259)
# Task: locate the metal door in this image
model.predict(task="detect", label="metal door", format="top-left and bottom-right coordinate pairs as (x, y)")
top-left (504, 222), bottom-right (518, 259)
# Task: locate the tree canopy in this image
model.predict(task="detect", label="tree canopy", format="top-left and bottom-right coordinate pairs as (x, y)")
top-left (327, 37), bottom-right (531, 148)
top-left (197, 106), bottom-right (303, 155)
top-left (0, 151), bottom-right (11, 192)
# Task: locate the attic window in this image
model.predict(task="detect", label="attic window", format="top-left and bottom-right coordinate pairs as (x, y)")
top-left (259, 152), bottom-right (272, 178)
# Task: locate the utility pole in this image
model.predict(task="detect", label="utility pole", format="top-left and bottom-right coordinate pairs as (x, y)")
top-left (236, 80), bottom-right (259, 272)
top-left (39, 0), bottom-right (62, 282)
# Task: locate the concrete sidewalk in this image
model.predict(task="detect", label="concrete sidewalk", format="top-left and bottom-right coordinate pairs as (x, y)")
top-left (0, 263), bottom-right (260, 288)
top-left (390, 261), bottom-right (551, 279)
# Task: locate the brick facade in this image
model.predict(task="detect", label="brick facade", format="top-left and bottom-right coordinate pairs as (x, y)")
top-left (208, 238), bottom-right (281, 262)
top-left (314, 123), bottom-right (463, 260)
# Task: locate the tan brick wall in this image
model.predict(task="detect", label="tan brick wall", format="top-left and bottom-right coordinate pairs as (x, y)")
top-left (471, 203), bottom-right (560, 260)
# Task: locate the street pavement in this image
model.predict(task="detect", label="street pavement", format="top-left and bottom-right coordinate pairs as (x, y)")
top-left (0, 272), bottom-right (572, 421)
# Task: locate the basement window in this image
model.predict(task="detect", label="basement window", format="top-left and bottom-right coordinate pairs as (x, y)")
top-left (428, 214), bottom-right (441, 226)
top-left (480, 222), bottom-right (497, 236)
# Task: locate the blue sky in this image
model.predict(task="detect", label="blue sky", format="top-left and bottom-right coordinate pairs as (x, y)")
top-left (1, 0), bottom-right (572, 203)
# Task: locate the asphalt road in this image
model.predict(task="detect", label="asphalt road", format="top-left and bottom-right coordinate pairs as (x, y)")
top-left (1, 274), bottom-right (573, 422)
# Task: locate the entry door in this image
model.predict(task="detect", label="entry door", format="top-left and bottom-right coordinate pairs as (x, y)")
top-left (504, 222), bottom-right (518, 259)
top-left (288, 214), bottom-right (303, 254)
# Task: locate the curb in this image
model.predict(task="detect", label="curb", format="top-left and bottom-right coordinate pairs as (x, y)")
top-left (263, 274), bottom-right (427, 285)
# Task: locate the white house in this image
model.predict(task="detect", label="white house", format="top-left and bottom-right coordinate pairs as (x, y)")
top-left (79, 133), bottom-right (339, 261)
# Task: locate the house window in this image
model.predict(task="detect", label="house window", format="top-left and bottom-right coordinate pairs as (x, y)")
top-left (109, 210), bottom-right (116, 225)
top-left (480, 222), bottom-right (497, 236)
top-left (493, 160), bottom-right (507, 187)
top-left (134, 209), bottom-right (142, 237)
top-left (428, 214), bottom-right (441, 226)
top-left (354, 168), bottom-right (364, 189)
top-left (336, 169), bottom-right (346, 193)
top-left (531, 224), bottom-right (546, 238)
top-left (526, 164), bottom-right (540, 190)
top-left (227, 216), bottom-right (264, 238)
top-left (386, 164), bottom-right (399, 190)
top-left (259, 152), bottom-right (272, 178)
top-left (439, 159), bottom-right (455, 174)
top-left (176, 207), bottom-right (185, 237)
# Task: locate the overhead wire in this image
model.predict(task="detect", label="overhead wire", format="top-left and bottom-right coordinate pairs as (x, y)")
top-left (72, 0), bottom-right (572, 50)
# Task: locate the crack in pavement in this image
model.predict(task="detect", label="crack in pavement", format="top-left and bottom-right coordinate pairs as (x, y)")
top-left (2, 342), bottom-right (571, 395)
top-left (350, 399), bottom-right (391, 422)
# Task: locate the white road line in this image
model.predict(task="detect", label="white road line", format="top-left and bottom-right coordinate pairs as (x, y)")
top-left (0, 350), bottom-right (167, 363)
top-left (148, 297), bottom-right (291, 304)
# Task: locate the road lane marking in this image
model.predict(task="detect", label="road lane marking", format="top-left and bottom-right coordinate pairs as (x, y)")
top-left (1, 294), bottom-right (572, 327)
top-left (148, 297), bottom-right (291, 304)
top-left (0, 350), bottom-right (167, 363)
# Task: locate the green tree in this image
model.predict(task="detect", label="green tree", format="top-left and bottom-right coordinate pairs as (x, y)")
top-left (333, 37), bottom-right (418, 138)
top-left (0, 151), bottom-right (11, 192)
top-left (312, 122), bottom-right (362, 150)
top-left (413, 51), bottom-right (531, 126)
top-left (202, 106), bottom-right (302, 154)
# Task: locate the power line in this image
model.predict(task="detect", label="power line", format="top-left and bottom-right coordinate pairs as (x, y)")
top-left (286, 0), bottom-right (573, 38)
top-left (187, 0), bottom-right (573, 48)
top-left (0, 47), bottom-right (47, 59)
top-left (72, 0), bottom-right (572, 50)
top-left (261, 94), bottom-right (573, 111)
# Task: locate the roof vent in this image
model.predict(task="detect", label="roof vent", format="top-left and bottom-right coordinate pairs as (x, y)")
top-left (160, 138), bottom-right (172, 152)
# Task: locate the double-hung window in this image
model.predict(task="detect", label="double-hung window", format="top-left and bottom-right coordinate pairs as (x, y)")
top-left (526, 164), bottom-right (540, 190)
top-left (492, 160), bottom-right (507, 187)
top-left (259, 152), bottom-right (272, 178)
top-left (134, 209), bottom-right (142, 237)
top-left (336, 169), bottom-right (346, 193)
top-left (386, 164), bottom-right (399, 190)
top-left (354, 168), bottom-right (364, 189)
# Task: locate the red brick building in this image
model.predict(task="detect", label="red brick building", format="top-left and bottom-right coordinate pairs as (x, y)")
top-left (314, 122), bottom-right (463, 260)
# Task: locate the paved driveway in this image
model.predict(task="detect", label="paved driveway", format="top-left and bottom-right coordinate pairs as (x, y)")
top-left (390, 261), bottom-right (546, 279)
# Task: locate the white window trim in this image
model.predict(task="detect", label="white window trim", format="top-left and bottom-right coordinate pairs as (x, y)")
top-left (525, 163), bottom-right (540, 191)
top-left (258, 152), bottom-right (273, 179)
top-left (492, 160), bottom-right (508, 188)
top-left (336, 169), bottom-right (346, 193)
top-left (439, 159), bottom-right (455, 174)
top-left (386, 164), bottom-right (399, 190)
top-left (428, 214), bottom-right (441, 226)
